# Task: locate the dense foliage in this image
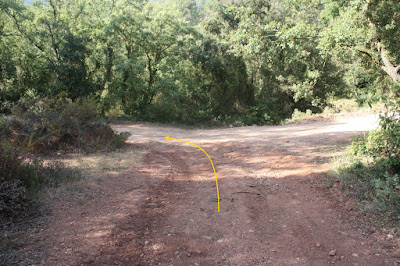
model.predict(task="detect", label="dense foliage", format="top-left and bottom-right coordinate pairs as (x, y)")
top-left (1, 0), bottom-right (397, 125)
top-left (313, 0), bottom-right (400, 222)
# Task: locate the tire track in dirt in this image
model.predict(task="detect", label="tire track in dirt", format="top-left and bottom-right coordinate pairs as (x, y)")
top-left (93, 149), bottom-right (193, 265)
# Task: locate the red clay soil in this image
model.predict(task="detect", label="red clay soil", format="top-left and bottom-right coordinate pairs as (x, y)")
top-left (13, 114), bottom-right (400, 265)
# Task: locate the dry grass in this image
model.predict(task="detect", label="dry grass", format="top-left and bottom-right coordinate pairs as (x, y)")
top-left (41, 145), bottom-right (144, 205)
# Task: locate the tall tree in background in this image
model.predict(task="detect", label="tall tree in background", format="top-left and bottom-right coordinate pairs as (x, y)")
top-left (204, 0), bottom-right (346, 118)
top-left (320, 0), bottom-right (400, 88)
top-left (366, 0), bottom-right (400, 84)
top-left (0, 0), bottom-right (96, 99)
top-left (106, 0), bottom-right (192, 116)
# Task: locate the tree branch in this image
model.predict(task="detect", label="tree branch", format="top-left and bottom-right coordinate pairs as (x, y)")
top-left (2, 8), bottom-right (56, 68)
top-left (44, 20), bottom-right (61, 63)
top-left (356, 48), bottom-right (381, 66)
top-left (356, 49), bottom-right (373, 59)
top-left (49, 0), bottom-right (58, 21)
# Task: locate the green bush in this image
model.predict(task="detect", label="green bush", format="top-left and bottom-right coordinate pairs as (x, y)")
top-left (350, 108), bottom-right (400, 171)
top-left (3, 97), bottom-right (128, 153)
top-left (335, 158), bottom-right (400, 218)
top-left (333, 103), bottom-right (400, 220)
top-left (285, 109), bottom-right (313, 123)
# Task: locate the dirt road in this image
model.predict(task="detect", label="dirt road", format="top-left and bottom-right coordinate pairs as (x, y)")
top-left (33, 114), bottom-right (400, 265)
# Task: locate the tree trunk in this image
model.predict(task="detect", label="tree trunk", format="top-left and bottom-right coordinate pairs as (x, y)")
top-left (378, 43), bottom-right (400, 84)
top-left (145, 56), bottom-right (157, 105)
top-left (105, 46), bottom-right (113, 82)
top-left (148, 57), bottom-right (153, 89)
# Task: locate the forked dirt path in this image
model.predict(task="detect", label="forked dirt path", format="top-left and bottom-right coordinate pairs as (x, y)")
top-left (39, 114), bottom-right (400, 265)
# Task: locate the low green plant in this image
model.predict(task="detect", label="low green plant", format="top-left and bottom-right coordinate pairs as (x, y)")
top-left (286, 109), bottom-right (313, 123)
top-left (329, 98), bottom-right (361, 113)
top-left (106, 105), bottom-right (125, 124)
top-left (322, 98), bottom-right (383, 115)
top-left (331, 100), bottom-right (400, 221)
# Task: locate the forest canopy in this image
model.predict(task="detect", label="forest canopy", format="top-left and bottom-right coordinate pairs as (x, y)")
top-left (0, 0), bottom-right (399, 125)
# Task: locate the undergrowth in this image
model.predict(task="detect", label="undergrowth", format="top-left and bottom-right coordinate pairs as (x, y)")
top-left (285, 98), bottom-right (382, 124)
top-left (0, 97), bottom-right (129, 222)
top-left (0, 143), bottom-right (79, 221)
top-left (331, 101), bottom-right (400, 224)
top-left (2, 97), bottom-right (128, 153)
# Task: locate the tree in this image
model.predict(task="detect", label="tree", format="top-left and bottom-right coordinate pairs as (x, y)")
top-left (204, 0), bottom-right (346, 114)
top-left (56, 33), bottom-right (94, 99)
top-left (1, 0), bottom-right (97, 99)
top-left (320, 0), bottom-right (400, 85)
top-left (105, 0), bottom-right (194, 116)
top-left (366, 0), bottom-right (400, 84)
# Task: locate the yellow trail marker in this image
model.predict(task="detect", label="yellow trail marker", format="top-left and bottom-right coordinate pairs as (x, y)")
top-left (165, 136), bottom-right (220, 212)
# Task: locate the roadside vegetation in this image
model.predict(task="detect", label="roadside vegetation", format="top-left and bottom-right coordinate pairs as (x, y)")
top-left (0, 98), bottom-right (128, 223)
top-left (330, 99), bottom-right (400, 225)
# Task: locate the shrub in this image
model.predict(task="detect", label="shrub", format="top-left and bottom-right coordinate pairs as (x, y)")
top-left (286, 109), bottom-right (313, 123)
top-left (350, 107), bottom-right (400, 171)
top-left (0, 143), bottom-right (79, 220)
top-left (3, 97), bottom-right (128, 153)
top-left (0, 97), bottom-right (129, 220)
top-left (335, 157), bottom-right (400, 218)
top-left (0, 179), bottom-right (28, 220)
top-left (332, 103), bottom-right (400, 221)
top-left (330, 98), bottom-right (361, 113)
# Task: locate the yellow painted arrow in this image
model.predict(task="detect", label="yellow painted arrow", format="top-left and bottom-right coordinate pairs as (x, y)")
top-left (165, 136), bottom-right (220, 212)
